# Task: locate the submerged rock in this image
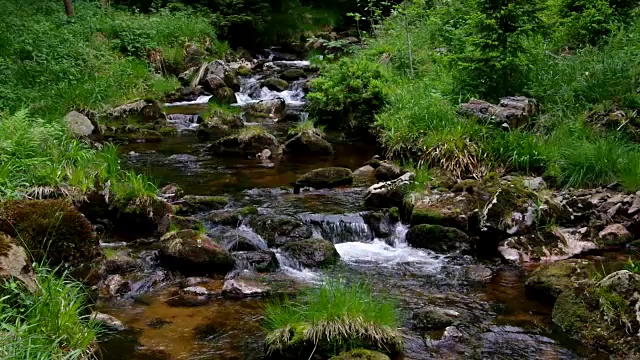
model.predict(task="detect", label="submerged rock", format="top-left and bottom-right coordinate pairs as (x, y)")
top-left (248, 214), bottom-right (312, 247)
top-left (281, 238), bottom-right (340, 268)
top-left (413, 306), bottom-right (460, 331)
top-left (330, 349), bottom-right (390, 360)
top-left (364, 172), bottom-right (415, 209)
top-left (406, 224), bottom-right (473, 254)
top-left (284, 131), bottom-right (334, 155)
top-left (0, 233), bottom-right (36, 292)
top-left (158, 230), bottom-right (235, 276)
top-left (295, 167), bottom-right (353, 193)
top-left (0, 199), bottom-right (100, 266)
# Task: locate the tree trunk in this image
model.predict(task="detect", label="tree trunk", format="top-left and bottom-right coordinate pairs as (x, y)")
top-left (63, 0), bottom-right (74, 16)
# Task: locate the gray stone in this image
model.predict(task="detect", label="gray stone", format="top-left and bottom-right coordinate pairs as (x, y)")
top-left (364, 172), bottom-right (415, 208)
top-left (64, 111), bottom-right (94, 137)
top-left (91, 312), bottom-right (127, 331)
top-left (222, 279), bottom-right (268, 298)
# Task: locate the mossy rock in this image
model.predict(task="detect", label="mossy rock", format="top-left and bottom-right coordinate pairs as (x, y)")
top-left (525, 259), bottom-right (595, 301)
top-left (209, 130), bottom-right (279, 157)
top-left (262, 77), bottom-right (289, 92)
top-left (211, 87), bottom-right (237, 105)
top-left (236, 65), bottom-right (252, 76)
top-left (176, 195), bottom-right (228, 215)
top-left (116, 196), bottom-right (174, 238)
top-left (552, 290), bottom-right (609, 346)
top-left (330, 349), bottom-right (390, 360)
top-left (231, 250), bottom-right (279, 272)
top-left (295, 167), bottom-right (353, 192)
top-left (248, 215), bottom-right (311, 247)
top-left (406, 224), bottom-right (472, 254)
top-left (284, 131), bottom-right (334, 155)
top-left (0, 200), bottom-right (99, 266)
top-left (279, 69), bottom-right (307, 81)
top-left (388, 207), bottom-right (400, 223)
top-left (101, 99), bottom-right (166, 127)
top-left (158, 230), bottom-right (235, 276)
top-left (282, 238), bottom-right (340, 268)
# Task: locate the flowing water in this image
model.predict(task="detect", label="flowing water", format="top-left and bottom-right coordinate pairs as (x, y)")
top-left (97, 59), bottom-right (606, 360)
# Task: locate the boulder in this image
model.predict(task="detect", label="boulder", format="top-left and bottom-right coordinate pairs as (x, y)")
top-left (362, 211), bottom-right (395, 238)
top-left (64, 111), bottom-right (95, 137)
top-left (159, 183), bottom-right (184, 202)
top-left (598, 224), bottom-right (632, 246)
top-left (212, 87), bottom-right (237, 105)
top-left (222, 279), bottom-right (269, 298)
top-left (498, 227), bottom-right (598, 264)
top-left (103, 99), bottom-right (166, 127)
top-left (373, 162), bottom-right (407, 182)
top-left (262, 78), bottom-right (289, 92)
top-left (330, 349), bottom-right (390, 360)
top-left (281, 238), bottom-right (340, 268)
top-left (208, 129), bottom-right (279, 157)
top-left (284, 131), bottom-right (334, 155)
top-left (178, 66), bottom-right (199, 86)
top-left (245, 99), bottom-right (286, 122)
top-left (295, 167), bottom-right (353, 193)
top-left (218, 229), bottom-right (268, 252)
top-left (202, 75), bottom-right (226, 93)
top-left (203, 60), bottom-right (228, 80)
top-left (0, 200), bottom-right (99, 266)
top-left (0, 233), bottom-right (36, 292)
top-left (114, 196), bottom-right (174, 238)
top-left (457, 97), bottom-right (537, 130)
top-left (364, 172), bottom-right (415, 209)
top-left (248, 215), bottom-right (311, 247)
top-left (101, 274), bottom-right (131, 298)
top-left (412, 305), bottom-right (460, 331)
top-left (158, 230), bottom-right (235, 276)
top-left (406, 224), bottom-right (473, 253)
top-left (184, 44), bottom-right (206, 69)
top-left (410, 191), bottom-right (477, 231)
top-left (232, 250), bottom-right (279, 272)
top-left (279, 68), bottom-right (307, 81)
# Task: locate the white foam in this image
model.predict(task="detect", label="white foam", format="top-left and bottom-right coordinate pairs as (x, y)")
top-left (164, 95), bottom-right (212, 107)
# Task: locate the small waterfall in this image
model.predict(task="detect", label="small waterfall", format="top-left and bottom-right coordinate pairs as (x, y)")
top-left (274, 251), bottom-right (320, 282)
top-left (164, 95), bottom-right (212, 107)
top-left (298, 213), bottom-right (374, 244)
top-left (167, 114), bottom-right (201, 132)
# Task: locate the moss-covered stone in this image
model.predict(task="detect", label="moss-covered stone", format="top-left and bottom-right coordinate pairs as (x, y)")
top-left (295, 167), bottom-right (353, 193)
top-left (0, 200), bottom-right (99, 266)
top-left (239, 206), bottom-right (259, 216)
top-left (116, 196), bottom-right (174, 238)
top-left (279, 69), bottom-right (307, 81)
top-left (406, 224), bottom-right (472, 253)
top-left (248, 215), bottom-right (311, 247)
top-left (158, 230), bottom-right (235, 276)
top-left (330, 349), bottom-right (391, 360)
top-left (282, 238), bottom-right (340, 268)
top-left (388, 207), bottom-right (400, 223)
top-left (524, 259), bottom-right (594, 301)
top-left (552, 290), bottom-right (608, 346)
top-left (284, 131), bottom-right (334, 155)
top-left (262, 77), bottom-right (289, 91)
top-left (177, 195), bottom-right (228, 215)
top-left (236, 65), bottom-right (252, 76)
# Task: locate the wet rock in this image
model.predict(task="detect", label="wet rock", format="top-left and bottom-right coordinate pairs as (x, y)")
top-left (248, 214), bottom-right (312, 247)
top-left (102, 274), bottom-right (131, 297)
top-left (457, 97), bottom-right (537, 129)
top-left (209, 129), bottom-right (280, 157)
top-left (197, 110), bottom-right (244, 140)
top-left (279, 68), bottom-right (307, 81)
top-left (364, 172), bottom-right (415, 209)
top-left (406, 224), bottom-right (472, 253)
top-left (175, 195), bottom-right (228, 215)
top-left (282, 238), bottom-right (340, 268)
top-left (262, 77), bottom-right (289, 91)
top-left (362, 211), bottom-right (394, 238)
top-left (114, 196), bottom-right (174, 238)
top-left (202, 75), bottom-right (226, 93)
top-left (329, 349), bottom-right (390, 360)
top-left (158, 230), bottom-right (235, 276)
top-left (167, 215), bottom-right (202, 232)
top-left (463, 264), bottom-right (493, 283)
top-left (353, 165), bottom-right (375, 178)
top-left (182, 286), bottom-right (209, 296)
top-left (91, 312), bottom-right (127, 331)
top-left (184, 44), bottom-right (206, 69)
top-left (218, 228), bottom-right (268, 252)
top-left (178, 66), bottom-right (199, 86)
top-left (598, 223), bottom-right (632, 246)
top-left (104, 252), bottom-right (138, 275)
top-left (410, 191), bottom-right (476, 231)
top-left (166, 287), bottom-right (211, 307)
top-left (284, 131), bottom-right (334, 155)
top-left (232, 250), bottom-right (279, 272)
top-left (146, 318), bottom-right (172, 329)
top-left (524, 259), bottom-right (594, 301)
top-left (498, 227), bottom-right (598, 264)
top-left (222, 279), bottom-right (269, 298)
top-left (295, 167), bottom-right (353, 193)
top-left (132, 348), bottom-right (174, 360)
top-left (159, 183), bottom-right (184, 202)
top-left (245, 99), bottom-right (286, 121)
top-left (0, 199), bottom-right (100, 266)
top-left (413, 306), bottom-right (460, 331)
top-left (0, 233), bottom-right (36, 292)
top-left (212, 87), bottom-right (237, 105)
top-left (65, 111), bottom-right (95, 137)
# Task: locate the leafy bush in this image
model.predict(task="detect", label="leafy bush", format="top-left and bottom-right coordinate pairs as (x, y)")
top-left (308, 57), bottom-right (387, 129)
top-left (263, 279), bottom-right (402, 357)
top-left (0, 266), bottom-right (100, 360)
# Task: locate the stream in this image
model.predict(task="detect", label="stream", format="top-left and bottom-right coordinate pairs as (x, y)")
top-left (96, 57), bottom-right (606, 360)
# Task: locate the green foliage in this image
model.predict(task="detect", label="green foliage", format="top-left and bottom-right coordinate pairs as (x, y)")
top-left (624, 258), bottom-right (640, 274)
top-left (0, 0), bottom-right (215, 117)
top-left (0, 266), bottom-right (100, 360)
top-left (308, 57), bottom-right (387, 129)
top-left (263, 279), bottom-right (402, 356)
top-left (288, 119), bottom-right (326, 138)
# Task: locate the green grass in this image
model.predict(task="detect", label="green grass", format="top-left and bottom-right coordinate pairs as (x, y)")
top-left (0, 265), bottom-right (100, 360)
top-left (288, 119), bottom-right (326, 138)
top-left (0, 0), bottom-right (218, 118)
top-left (263, 279), bottom-right (402, 356)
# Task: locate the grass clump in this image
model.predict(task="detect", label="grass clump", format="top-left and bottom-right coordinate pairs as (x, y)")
top-left (0, 265), bottom-right (100, 360)
top-left (263, 279), bottom-right (403, 357)
top-left (288, 119), bottom-right (326, 138)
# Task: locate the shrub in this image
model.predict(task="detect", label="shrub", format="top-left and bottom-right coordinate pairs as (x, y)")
top-left (0, 266), bottom-right (100, 360)
top-left (308, 57), bottom-right (387, 130)
top-left (264, 279), bottom-right (403, 357)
